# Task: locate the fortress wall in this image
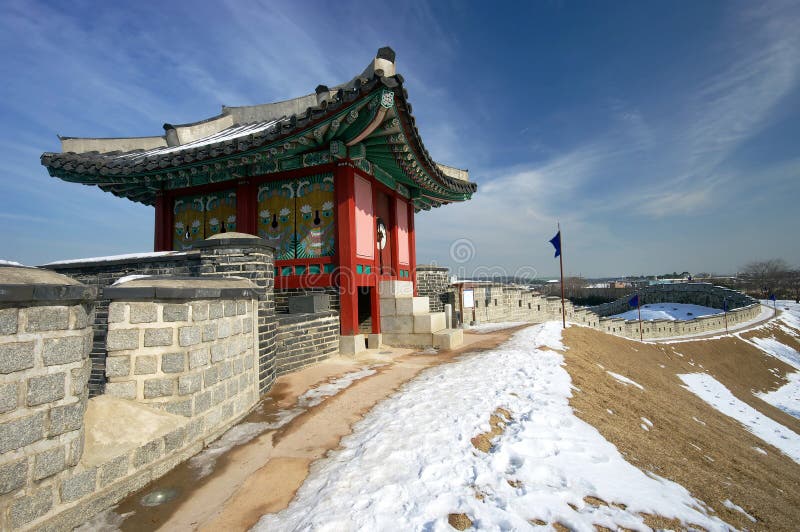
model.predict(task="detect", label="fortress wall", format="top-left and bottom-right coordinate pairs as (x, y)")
top-left (0, 275), bottom-right (264, 531)
top-left (275, 311), bottom-right (340, 376)
top-left (45, 253), bottom-right (203, 397)
top-left (0, 268), bottom-right (96, 530)
top-left (416, 266), bottom-right (453, 313)
top-left (444, 280), bottom-right (763, 341)
top-left (589, 283), bottom-right (756, 317)
top-left (45, 234), bottom-right (279, 397)
top-left (102, 288), bottom-right (259, 421)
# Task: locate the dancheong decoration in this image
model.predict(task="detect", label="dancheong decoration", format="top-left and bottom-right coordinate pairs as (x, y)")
top-left (257, 174), bottom-right (335, 260)
top-left (173, 190), bottom-right (236, 250)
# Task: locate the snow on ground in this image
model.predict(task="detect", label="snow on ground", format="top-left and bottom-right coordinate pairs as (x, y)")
top-left (44, 251), bottom-right (182, 265)
top-left (606, 371), bottom-right (645, 390)
top-left (464, 321), bottom-right (528, 333)
top-left (722, 499), bottom-right (756, 523)
top-left (747, 336), bottom-right (800, 370)
top-left (188, 367), bottom-right (377, 478)
top-left (679, 373), bottom-right (800, 463)
top-left (757, 372), bottom-right (800, 419)
top-left (734, 302), bottom-right (800, 419)
top-left (255, 323), bottom-right (729, 531)
top-left (779, 302), bottom-right (800, 330)
top-left (658, 304), bottom-right (774, 343)
top-left (611, 303), bottom-right (722, 322)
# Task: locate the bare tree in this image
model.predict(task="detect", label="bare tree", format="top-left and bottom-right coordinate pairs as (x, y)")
top-left (741, 259), bottom-right (790, 297)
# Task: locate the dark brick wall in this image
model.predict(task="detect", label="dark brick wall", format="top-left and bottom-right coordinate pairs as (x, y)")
top-left (275, 286), bottom-right (340, 314)
top-left (45, 253), bottom-right (202, 396)
top-left (275, 311), bottom-right (339, 376)
top-left (416, 265), bottom-right (453, 313)
top-left (44, 240), bottom-right (350, 397)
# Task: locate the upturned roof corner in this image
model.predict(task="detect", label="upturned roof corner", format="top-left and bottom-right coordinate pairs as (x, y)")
top-left (40, 47), bottom-right (477, 211)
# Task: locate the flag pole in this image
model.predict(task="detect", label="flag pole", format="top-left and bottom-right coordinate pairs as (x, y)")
top-left (558, 222), bottom-right (566, 329)
top-left (637, 290), bottom-right (643, 341)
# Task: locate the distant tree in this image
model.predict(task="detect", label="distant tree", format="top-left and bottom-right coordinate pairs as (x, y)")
top-left (741, 259), bottom-right (790, 297)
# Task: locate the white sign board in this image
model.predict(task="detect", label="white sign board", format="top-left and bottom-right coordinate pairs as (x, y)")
top-left (462, 289), bottom-right (474, 308)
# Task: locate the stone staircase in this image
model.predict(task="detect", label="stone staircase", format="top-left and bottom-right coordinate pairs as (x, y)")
top-left (379, 280), bottom-right (463, 349)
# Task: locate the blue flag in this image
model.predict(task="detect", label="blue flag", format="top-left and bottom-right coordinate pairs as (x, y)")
top-left (629, 294), bottom-right (639, 307)
top-left (769, 294), bottom-right (776, 302)
top-left (549, 231), bottom-right (561, 258)
top-left (723, 298), bottom-right (728, 312)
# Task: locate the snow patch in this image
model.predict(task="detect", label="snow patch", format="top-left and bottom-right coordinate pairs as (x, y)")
top-left (756, 372), bottom-right (800, 419)
top-left (679, 373), bottom-right (800, 463)
top-left (464, 321), bottom-right (528, 333)
top-left (73, 506), bottom-right (134, 531)
top-left (0, 259), bottom-right (24, 266)
top-left (112, 274), bottom-right (151, 286)
top-left (606, 371), bottom-right (644, 390)
top-left (255, 323), bottom-right (729, 531)
top-left (747, 337), bottom-right (800, 370)
top-left (611, 303), bottom-right (722, 322)
top-left (722, 499), bottom-right (756, 522)
top-left (44, 251), bottom-right (183, 265)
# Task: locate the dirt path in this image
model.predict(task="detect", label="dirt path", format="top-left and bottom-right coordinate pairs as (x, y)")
top-left (112, 328), bottom-right (524, 531)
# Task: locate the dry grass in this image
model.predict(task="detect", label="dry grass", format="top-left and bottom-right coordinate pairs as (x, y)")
top-left (562, 326), bottom-right (800, 531)
top-left (447, 512), bottom-right (473, 530)
top-left (470, 408), bottom-right (512, 453)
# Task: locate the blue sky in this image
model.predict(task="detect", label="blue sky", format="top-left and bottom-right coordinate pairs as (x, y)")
top-left (1, 0), bottom-right (798, 278)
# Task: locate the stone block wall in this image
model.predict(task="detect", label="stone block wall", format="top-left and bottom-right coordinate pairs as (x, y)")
top-left (415, 265), bottom-right (452, 313)
top-left (275, 287), bottom-right (341, 314)
top-left (0, 273), bottom-right (266, 531)
top-left (275, 311), bottom-right (339, 376)
top-left (45, 252), bottom-right (202, 397)
top-left (589, 283), bottom-right (756, 317)
top-left (0, 267), bottom-right (96, 530)
top-left (45, 233), bottom-right (280, 398)
top-left (450, 279), bottom-right (757, 340)
top-left (194, 234), bottom-right (276, 395)
top-left (103, 281), bottom-right (259, 422)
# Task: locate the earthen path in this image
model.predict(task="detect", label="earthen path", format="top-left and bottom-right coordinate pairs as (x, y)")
top-left (112, 327), bottom-right (525, 531)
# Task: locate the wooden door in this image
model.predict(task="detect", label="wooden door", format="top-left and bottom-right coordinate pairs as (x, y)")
top-left (374, 191), bottom-right (394, 275)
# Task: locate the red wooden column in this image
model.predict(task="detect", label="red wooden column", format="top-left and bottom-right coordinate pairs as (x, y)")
top-left (390, 196), bottom-right (400, 278)
top-left (335, 163), bottom-right (359, 336)
top-left (236, 180), bottom-right (256, 235)
top-left (408, 201), bottom-right (417, 296)
top-left (154, 192), bottom-right (171, 251)
top-left (371, 286), bottom-right (381, 334)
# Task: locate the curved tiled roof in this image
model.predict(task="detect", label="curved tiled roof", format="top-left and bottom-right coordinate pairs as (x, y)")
top-left (41, 47), bottom-right (477, 207)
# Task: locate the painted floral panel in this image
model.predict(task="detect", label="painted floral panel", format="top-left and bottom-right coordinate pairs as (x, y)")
top-left (295, 175), bottom-right (335, 258)
top-left (257, 180), bottom-right (296, 260)
top-left (204, 190), bottom-right (236, 237)
top-left (173, 194), bottom-right (206, 250)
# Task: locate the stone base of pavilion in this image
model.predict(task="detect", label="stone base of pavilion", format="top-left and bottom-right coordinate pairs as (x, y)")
top-left (377, 280), bottom-right (464, 350)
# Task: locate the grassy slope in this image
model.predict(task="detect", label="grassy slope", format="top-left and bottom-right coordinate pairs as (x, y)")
top-left (562, 323), bottom-right (800, 531)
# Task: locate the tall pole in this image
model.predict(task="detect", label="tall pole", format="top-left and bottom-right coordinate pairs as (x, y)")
top-left (637, 291), bottom-right (643, 341)
top-left (724, 308), bottom-right (728, 334)
top-left (558, 222), bottom-right (566, 328)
